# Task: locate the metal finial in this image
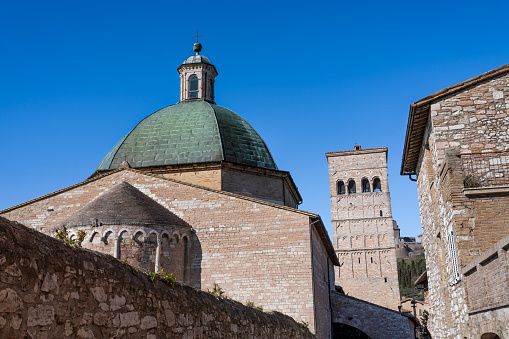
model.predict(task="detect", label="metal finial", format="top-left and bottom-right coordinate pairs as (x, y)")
top-left (192, 31), bottom-right (203, 55)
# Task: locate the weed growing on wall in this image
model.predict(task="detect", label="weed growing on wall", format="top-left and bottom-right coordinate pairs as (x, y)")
top-left (55, 226), bottom-right (86, 247)
top-left (148, 272), bottom-right (157, 282)
top-left (208, 283), bottom-right (225, 299)
top-left (298, 321), bottom-right (309, 328)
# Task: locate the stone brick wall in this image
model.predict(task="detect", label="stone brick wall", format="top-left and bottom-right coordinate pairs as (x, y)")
top-left (426, 72), bottom-right (509, 166)
top-left (160, 168), bottom-right (222, 191)
top-left (0, 217), bottom-right (314, 339)
top-left (131, 162), bottom-right (301, 208)
top-left (330, 292), bottom-right (416, 339)
top-left (326, 148), bottom-right (400, 310)
top-left (412, 71), bottom-right (509, 338)
top-left (1, 169), bottom-right (334, 335)
top-left (462, 233), bottom-right (509, 313)
top-left (311, 225), bottom-right (334, 339)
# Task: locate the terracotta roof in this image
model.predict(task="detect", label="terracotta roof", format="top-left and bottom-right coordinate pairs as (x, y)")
top-left (61, 181), bottom-right (190, 228)
top-left (414, 270), bottom-right (427, 286)
top-left (401, 64), bottom-right (509, 176)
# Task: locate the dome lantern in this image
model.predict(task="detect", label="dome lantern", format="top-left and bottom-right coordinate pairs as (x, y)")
top-left (177, 40), bottom-right (217, 103)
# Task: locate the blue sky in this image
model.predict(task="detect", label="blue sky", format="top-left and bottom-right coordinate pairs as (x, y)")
top-left (1, 1), bottom-right (508, 239)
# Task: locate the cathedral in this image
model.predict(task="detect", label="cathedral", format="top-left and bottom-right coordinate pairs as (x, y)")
top-left (0, 42), bottom-right (417, 338)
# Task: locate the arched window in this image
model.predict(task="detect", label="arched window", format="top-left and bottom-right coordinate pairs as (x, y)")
top-left (373, 178), bottom-right (381, 192)
top-left (348, 180), bottom-right (356, 194)
top-left (362, 178), bottom-right (370, 193)
top-left (337, 181), bottom-right (345, 195)
top-left (188, 75), bottom-right (198, 98)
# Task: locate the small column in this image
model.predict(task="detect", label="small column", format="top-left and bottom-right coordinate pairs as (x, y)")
top-left (113, 236), bottom-right (120, 259)
top-left (155, 235), bottom-right (162, 273)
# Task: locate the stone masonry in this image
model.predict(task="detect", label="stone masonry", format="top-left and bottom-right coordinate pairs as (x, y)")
top-left (0, 169), bottom-right (337, 337)
top-left (326, 147), bottom-right (400, 310)
top-left (0, 217), bottom-right (314, 339)
top-left (401, 65), bottom-right (509, 339)
top-left (330, 292), bottom-right (417, 339)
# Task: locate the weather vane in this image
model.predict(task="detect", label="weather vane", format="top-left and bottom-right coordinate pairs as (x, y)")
top-left (192, 31), bottom-right (203, 43)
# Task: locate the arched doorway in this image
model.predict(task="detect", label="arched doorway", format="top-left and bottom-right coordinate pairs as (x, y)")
top-left (333, 323), bottom-right (371, 339)
top-left (481, 333), bottom-right (500, 339)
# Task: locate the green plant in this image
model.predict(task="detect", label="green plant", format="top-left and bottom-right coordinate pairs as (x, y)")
top-left (298, 321), bottom-right (309, 328)
top-left (148, 272), bottom-right (157, 282)
top-left (418, 311), bottom-right (432, 339)
top-left (55, 227), bottom-right (86, 247)
top-left (162, 272), bottom-right (176, 288)
top-left (132, 267), bottom-right (139, 276)
top-left (256, 306), bottom-right (263, 312)
top-left (222, 307), bottom-right (229, 315)
top-left (208, 283), bottom-right (225, 299)
top-left (121, 258), bottom-right (128, 263)
top-left (246, 301), bottom-right (255, 308)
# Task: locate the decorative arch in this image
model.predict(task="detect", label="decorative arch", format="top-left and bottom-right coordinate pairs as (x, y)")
top-left (117, 230), bottom-right (130, 260)
top-left (102, 228), bottom-right (114, 244)
top-left (132, 228), bottom-right (146, 240)
top-left (117, 228), bottom-right (132, 239)
top-left (89, 231), bottom-right (101, 244)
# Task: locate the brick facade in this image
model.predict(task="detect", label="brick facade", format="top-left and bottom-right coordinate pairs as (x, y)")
top-left (97, 161), bottom-right (301, 208)
top-left (327, 147), bottom-right (400, 310)
top-left (0, 169), bottom-right (337, 337)
top-left (401, 65), bottom-right (509, 339)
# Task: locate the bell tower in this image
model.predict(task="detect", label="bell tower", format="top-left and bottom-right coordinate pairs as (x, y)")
top-left (326, 146), bottom-right (400, 310)
top-left (177, 41), bottom-right (218, 103)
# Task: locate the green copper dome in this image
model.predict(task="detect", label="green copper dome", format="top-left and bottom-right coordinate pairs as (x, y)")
top-left (97, 99), bottom-right (277, 171)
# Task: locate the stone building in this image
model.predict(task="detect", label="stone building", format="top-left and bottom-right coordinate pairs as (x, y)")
top-left (326, 146), bottom-right (400, 310)
top-left (1, 42), bottom-right (336, 338)
top-left (0, 42), bottom-right (419, 338)
top-left (393, 222), bottom-right (425, 259)
top-left (401, 64), bottom-right (509, 338)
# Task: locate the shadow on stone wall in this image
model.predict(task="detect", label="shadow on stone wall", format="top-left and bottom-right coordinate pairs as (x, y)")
top-left (0, 217), bottom-right (312, 339)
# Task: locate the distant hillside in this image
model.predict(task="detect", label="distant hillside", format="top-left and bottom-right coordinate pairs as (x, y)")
top-left (397, 255), bottom-right (426, 301)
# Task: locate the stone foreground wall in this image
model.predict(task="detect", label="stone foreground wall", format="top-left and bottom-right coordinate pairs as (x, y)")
top-left (0, 217), bottom-right (314, 339)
